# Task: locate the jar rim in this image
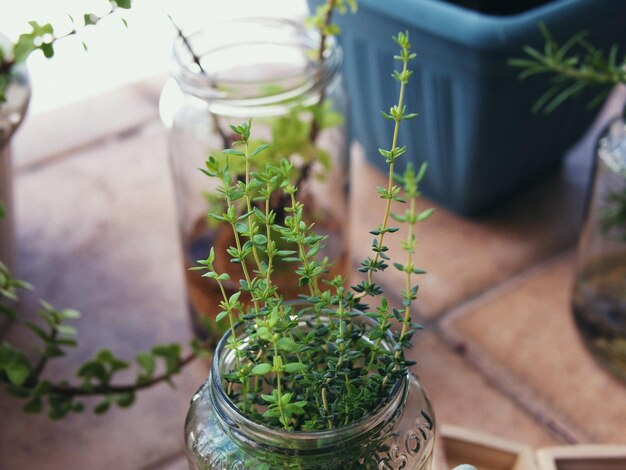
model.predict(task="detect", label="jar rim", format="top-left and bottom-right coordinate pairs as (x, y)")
top-left (209, 315), bottom-right (409, 453)
top-left (171, 17), bottom-right (341, 111)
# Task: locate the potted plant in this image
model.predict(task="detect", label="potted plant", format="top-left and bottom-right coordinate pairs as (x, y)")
top-left (1, 10), bottom-right (461, 470)
top-left (308, 0), bottom-right (626, 215)
top-left (1, 24), bottom-right (439, 470)
top-left (183, 32), bottom-right (437, 469)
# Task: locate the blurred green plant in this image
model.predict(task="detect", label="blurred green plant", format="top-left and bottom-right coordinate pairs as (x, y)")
top-left (0, 0), bottom-right (131, 103)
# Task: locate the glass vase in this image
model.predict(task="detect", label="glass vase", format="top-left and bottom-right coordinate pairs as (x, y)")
top-left (0, 35), bottom-right (30, 274)
top-left (184, 320), bottom-right (436, 470)
top-left (572, 111), bottom-right (626, 382)
top-left (160, 18), bottom-right (349, 346)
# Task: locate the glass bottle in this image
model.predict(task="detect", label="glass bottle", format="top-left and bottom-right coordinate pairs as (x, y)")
top-left (572, 111), bottom-right (626, 381)
top-left (160, 18), bottom-right (349, 346)
top-left (0, 35), bottom-right (31, 274)
top-left (184, 320), bottom-right (436, 470)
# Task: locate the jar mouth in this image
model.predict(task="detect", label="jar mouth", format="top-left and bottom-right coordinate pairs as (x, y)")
top-left (209, 316), bottom-right (408, 454)
top-left (172, 17), bottom-right (341, 113)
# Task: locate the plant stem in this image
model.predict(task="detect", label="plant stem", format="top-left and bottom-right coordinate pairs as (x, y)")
top-left (273, 342), bottom-right (289, 430)
top-left (48, 351), bottom-right (198, 396)
top-left (396, 198), bottom-right (417, 363)
top-left (366, 55), bottom-right (410, 289)
top-left (307, 0), bottom-right (336, 145)
top-left (166, 13), bottom-right (230, 150)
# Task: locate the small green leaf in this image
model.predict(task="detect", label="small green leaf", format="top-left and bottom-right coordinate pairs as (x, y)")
top-left (215, 310), bottom-right (228, 323)
top-left (136, 351), bottom-right (155, 378)
top-left (283, 362), bottom-right (306, 373)
top-left (116, 392), bottom-right (135, 408)
top-left (112, 0), bottom-right (132, 9)
top-left (5, 362), bottom-right (30, 386)
top-left (251, 363), bottom-right (272, 376)
top-left (23, 397), bottom-right (43, 414)
top-left (369, 329), bottom-right (383, 341)
top-left (94, 401), bottom-right (110, 415)
top-left (58, 309), bottom-right (81, 320)
top-left (276, 337), bottom-right (298, 352)
top-left (257, 327), bottom-right (272, 341)
top-left (56, 325), bottom-right (77, 337)
top-left (417, 208), bottom-right (434, 221)
top-left (251, 143), bottom-right (269, 157)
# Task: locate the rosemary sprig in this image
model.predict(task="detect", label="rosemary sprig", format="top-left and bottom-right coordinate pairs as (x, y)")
top-left (509, 24), bottom-right (626, 114)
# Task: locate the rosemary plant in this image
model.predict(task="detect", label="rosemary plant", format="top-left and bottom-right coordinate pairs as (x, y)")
top-left (510, 25), bottom-right (626, 236)
top-left (193, 31), bottom-right (431, 431)
top-left (509, 24), bottom-right (626, 114)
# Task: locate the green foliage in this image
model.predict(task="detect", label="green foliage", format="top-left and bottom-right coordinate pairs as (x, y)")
top-left (509, 24), bottom-right (626, 114)
top-left (0, 280), bottom-right (193, 418)
top-left (308, 0), bottom-right (357, 40)
top-left (0, 0), bottom-right (132, 102)
top-left (193, 31), bottom-right (431, 432)
top-left (1, 200), bottom-right (194, 418)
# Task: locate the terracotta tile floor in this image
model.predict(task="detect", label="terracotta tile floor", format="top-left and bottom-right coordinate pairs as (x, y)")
top-left (1, 81), bottom-right (626, 469)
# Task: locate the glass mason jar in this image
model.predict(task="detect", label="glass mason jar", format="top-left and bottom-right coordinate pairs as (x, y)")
top-left (0, 36), bottom-right (31, 274)
top-left (572, 111), bottom-right (626, 382)
top-left (185, 321), bottom-right (436, 470)
top-left (160, 18), bottom-right (349, 346)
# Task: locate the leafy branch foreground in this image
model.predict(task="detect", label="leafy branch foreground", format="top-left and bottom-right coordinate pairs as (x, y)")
top-left (1, 260), bottom-right (204, 418)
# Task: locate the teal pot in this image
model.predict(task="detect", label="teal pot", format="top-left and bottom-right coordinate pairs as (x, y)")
top-left (309, 0), bottom-right (626, 215)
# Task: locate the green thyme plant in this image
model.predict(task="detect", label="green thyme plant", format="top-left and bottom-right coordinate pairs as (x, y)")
top-left (192, 31), bottom-right (431, 431)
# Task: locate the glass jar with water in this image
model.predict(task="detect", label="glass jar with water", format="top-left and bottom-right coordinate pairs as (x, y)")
top-left (572, 111), bottom-right (626, 381)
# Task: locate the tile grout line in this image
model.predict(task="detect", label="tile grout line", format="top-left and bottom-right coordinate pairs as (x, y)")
top-left (433, 250), bottom-right (591, 445)
top-left (14, 116), bottom-right (161, 175)
top-left (425, 242), bottom-right (578, 325)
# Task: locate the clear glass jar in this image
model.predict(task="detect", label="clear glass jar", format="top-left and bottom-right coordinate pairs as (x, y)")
top-left (160, 18), bottom-right (349, 346)
top-left (572, 112), bottom-right (626, 381)
top-left (0, 35), bottom-right (31, 273)
top-left (184, 321), bottom-right (436, 470)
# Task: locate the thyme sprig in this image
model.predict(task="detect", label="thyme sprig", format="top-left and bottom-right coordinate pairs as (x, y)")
top-left (194, 31), bottom-right (432, 432)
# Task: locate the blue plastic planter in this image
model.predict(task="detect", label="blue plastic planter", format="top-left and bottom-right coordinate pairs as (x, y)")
top-left (309, 0), bottom-right (626, 215)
